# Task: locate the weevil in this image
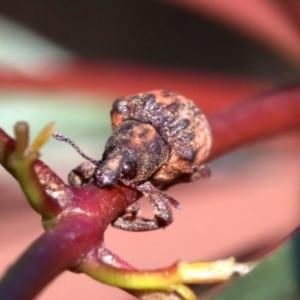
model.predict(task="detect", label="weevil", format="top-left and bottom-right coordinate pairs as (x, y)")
top-left (53, 90), bottom-right (212, 231)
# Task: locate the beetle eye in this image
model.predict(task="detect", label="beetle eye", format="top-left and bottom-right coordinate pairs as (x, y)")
top-left (121, 161), bottom-right (137, 179)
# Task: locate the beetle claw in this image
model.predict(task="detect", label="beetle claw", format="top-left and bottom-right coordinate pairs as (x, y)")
top-left (112, 180), bottom-right (174, 231)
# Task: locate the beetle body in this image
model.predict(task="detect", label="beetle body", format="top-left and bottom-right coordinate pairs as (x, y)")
top-left (110, 90), bottom-right (212, 186)
top-left (53, 90), bottom-right (212, 231)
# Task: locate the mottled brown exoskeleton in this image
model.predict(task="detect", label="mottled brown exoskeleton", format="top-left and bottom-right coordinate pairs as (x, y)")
top-left (53, 90), bottom-right (212, 231)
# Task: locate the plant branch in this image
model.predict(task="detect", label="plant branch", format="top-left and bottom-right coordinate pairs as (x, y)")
top-left (0, 123), bottom-right (63, 218)
top-left (0, 214), bottom-right (99, 300)
top-left (1, 83), bottom-right (300, 299)
top-left (208, 83), bottom-right (300, 160)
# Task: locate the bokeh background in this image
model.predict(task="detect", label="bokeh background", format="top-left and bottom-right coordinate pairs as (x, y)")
top-left (0, 1), bottom-right (300, 299)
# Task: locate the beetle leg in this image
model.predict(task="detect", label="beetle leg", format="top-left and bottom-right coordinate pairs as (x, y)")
top-left (117, 202), bottom-right (141, 221)
top-left (175, 163), bottom-right (210, 184)
top-left (142, 181), bottom-right (174, 227)
top-left (112, 181), bottom-right (173, 231)
top-left (160, 164), bottom-right (211, 190)
top-left (68, 161), bottom-right (97, 186)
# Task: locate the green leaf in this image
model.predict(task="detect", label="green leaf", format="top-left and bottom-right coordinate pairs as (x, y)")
top-left (211, 230), bottom-right (300, 300)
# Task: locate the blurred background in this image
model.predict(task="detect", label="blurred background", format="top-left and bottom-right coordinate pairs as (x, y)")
top-left (0, 1), bottom-right (300, 81)
top-left (0, 1), bottom-right (300, 299)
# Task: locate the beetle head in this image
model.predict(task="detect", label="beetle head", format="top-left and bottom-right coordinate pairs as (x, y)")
top-left (94, 120), bottom-right (169, 188)
top-left (94, 148), bottom-right (137, 188)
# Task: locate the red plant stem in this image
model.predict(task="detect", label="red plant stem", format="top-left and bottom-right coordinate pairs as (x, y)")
top-left (208, 84), bottom-right (300, 160)
top-left (0, 214), bottom-right (99, 300)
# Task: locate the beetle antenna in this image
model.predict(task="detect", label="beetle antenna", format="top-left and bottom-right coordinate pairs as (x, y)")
top-left (52, 132), bottom-right (99, 165)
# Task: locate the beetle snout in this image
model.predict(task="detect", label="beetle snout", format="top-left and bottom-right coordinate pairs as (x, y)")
top-left (94, 171), bottom-right (117, 189)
